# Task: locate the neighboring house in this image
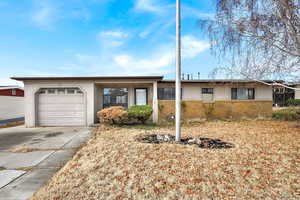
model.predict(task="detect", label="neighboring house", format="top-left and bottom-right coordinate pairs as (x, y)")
top-left (0, 86), bottom-right (24, 124)
top-left (273, 84), bottom-right (295, 106)
top-left (0, 86), bottom-right (24, 96)
top-left (11, 76), bottom-right (274, 127)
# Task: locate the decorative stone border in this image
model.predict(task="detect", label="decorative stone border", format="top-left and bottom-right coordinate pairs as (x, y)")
top-left (136, 134), bottom-right (235, 149)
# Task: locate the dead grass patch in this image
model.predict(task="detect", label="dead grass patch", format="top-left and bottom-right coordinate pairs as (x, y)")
top-left (15, 166), bottom-right (36, 171)
top-left (9, 146), bottom-right (39, 153)
top-left (0, 121), bottom-right (24, 129)
top-left (31, 121), bottom-right (300, 200)
top-left (9, 146), bottom-right (73, 153)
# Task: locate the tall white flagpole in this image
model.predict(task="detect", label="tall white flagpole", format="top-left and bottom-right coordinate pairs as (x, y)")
top-left (175, 0), bottom-right (181, 142)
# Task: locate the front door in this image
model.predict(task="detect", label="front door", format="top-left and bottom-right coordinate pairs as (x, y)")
top-left (135, 88), bottom-right (147, 105)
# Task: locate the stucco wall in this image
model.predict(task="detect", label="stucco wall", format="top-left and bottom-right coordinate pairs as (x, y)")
top-left (295, 85), bottom-right (300, 100)
top-left (0, 96), bottom-right (24, 121)
top-left (23, 80), bottom-right (95, 127)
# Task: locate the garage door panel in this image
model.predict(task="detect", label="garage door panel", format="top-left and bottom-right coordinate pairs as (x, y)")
top-left (37, 89), bottom-right (85, 126)
top-left (39, 95), bottom-right (84, 104)
top-left (38, 105), bottom-right (85, 111)
top-left (38, 121), bottom-right (85, 127)
top-left (38, 113), bottom-right (85, 118)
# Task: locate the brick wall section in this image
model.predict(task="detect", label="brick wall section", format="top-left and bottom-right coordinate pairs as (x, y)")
top-left (158, 100), bottom-right (273, 121)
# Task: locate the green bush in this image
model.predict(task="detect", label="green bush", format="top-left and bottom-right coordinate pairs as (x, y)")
top-left (287, 99), bottom-right (300, 106)
top-left (272, 108), bottom-right (300, 121)
top-left (128, 105), bottom-right (153, 124)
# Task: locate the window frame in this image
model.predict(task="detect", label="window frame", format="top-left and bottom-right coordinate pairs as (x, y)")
top-left (47, 89), bottom-right (56, 94)
top-left (103, 88), bottom-right (129, 108)
top-left (158, 87), bottom-right (182, 100)
top-left (66, 89), bottom-right (76, 94)
top-left (134, 88), bottom-right (148, 105)
top-left (201, 88), bottom-right (214, 102)
top-left (57, 89), bottom-right (66, 95)
top-left (231, 88), bottom-right (255, 100)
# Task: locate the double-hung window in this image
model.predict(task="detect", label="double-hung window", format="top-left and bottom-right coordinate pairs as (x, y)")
top-left (202, 88), bottom-right (214, 101)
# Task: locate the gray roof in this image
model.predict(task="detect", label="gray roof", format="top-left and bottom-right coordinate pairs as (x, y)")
top-left (0, 86), bottom-right (23, 90)
top-left (159, 79), bottom-right (283, 84)
top-left (11, 76), bottom-right (164, 81)
top-left (10, 76), bottom-right (283, 84)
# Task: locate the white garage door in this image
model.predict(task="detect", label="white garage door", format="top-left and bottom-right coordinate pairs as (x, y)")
top-left (37, 88), bottom-right (85, 126)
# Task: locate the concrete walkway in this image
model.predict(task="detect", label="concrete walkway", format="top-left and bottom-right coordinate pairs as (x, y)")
top-left (0, 126), bottom-right (91, 200)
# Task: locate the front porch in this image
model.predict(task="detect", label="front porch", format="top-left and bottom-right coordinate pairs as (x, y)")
top-left (94, 81), bottom-right (159, 123)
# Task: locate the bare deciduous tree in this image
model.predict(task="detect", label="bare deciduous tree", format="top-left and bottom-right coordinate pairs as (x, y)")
top-left (200, 0), bottom-right (300, 81)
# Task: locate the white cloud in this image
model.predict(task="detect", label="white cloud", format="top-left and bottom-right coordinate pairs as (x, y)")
top-left (97, 30), bottom-right (129, 47)
top-left (32, 1), bottom-right (56, 29)
top-left (113, 47), bottom-right (174, 75)
top-left (182, 35), bottom-right (210, 58)
top-left (134, 0), bottom-right (166, 14)
top-left (0, 77), bottom-right (22, 87)
top-left (112, 35), bottom-right (209, 75)
top-left (138, 20), bottom-right (173, 39)
top-left (62, 35), bottom-right (209, 76)
top-left (181, 5), bottom-right (214, 19)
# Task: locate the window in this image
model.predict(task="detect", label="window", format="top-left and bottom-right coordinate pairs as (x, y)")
top-left (231, 88), bottom-right (255, 100)
top-left (104, 96), bottom-right (111, 104)
top-left (103, 88), bottom-right (128, 108)
top-left (158, 88), bottom-right (175, 100)
top-left (11, 89), bottom-right (16, 95)
top-left (40, 88), bottom-right (81, 95)
top-left (47, 89), bottom-right (56, 94)
top-left (67, 89), bottom-right (75, 94)
top-left (57, 89), bottom-right (65, 94)
top-left (202, 88), bottom-right (214, 101)
top-left (116, 96), bottom-right (127, 104)
top-left (135, 88), bottom-right (147, 105)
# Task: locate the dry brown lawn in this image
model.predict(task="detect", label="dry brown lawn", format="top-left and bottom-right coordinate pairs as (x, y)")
top-left (0, 121), bottom-right (24, 129)
top-left (32, 121), bottom-right (300, 200)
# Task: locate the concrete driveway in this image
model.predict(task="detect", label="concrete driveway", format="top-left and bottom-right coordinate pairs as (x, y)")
top-left (0, 126), bottom-right (91, 200)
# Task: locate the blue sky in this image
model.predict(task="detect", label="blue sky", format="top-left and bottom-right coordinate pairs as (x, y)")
top-left (0, 0), bottom-right (218, 85)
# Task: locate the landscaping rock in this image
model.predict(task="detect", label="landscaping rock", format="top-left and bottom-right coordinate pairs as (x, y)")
top-left (137, 134), bottom-right (235, 149)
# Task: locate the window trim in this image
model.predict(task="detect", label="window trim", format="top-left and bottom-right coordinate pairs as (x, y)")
top-left (134, 88), bottom-right (148, 105)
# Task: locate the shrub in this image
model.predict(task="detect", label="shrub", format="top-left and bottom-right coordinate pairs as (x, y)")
top-left (272, 108), bottom-right (300, 121)
top-left (97, 106), bottom-right (128, 124)
top-left (128, 105), bottom-right (153, 124)
top-left (287, 99), bottom-right (300, 106)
